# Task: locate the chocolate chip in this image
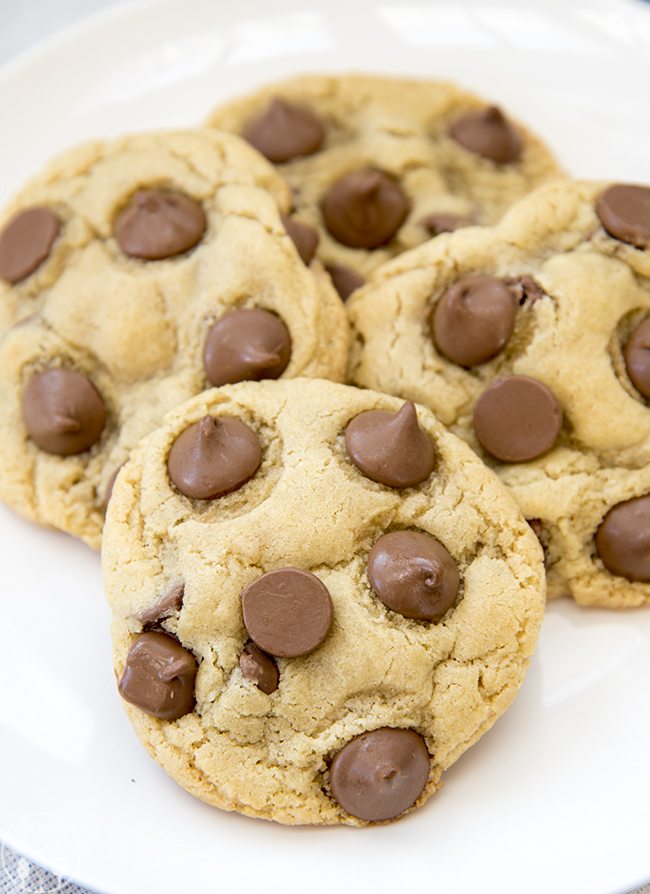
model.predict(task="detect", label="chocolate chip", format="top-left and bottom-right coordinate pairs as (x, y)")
top-left (505, 274), bottom-right (545, 307)
top-left (0, 207), bottom-right (61, 284)
top-left (345, 401), bottom-right (435, 488)
top-left (22, 368), bottom-right (106, 456)
top-left (432, 274), bottom-right (518, 367)
top-left (324, 263), bottom-right (365, 301)
top-left (449, 106), bottom-right (522, 164)
top-left (420, 212), bottom-right (472, 236)
top-left (103, 463), bottom-right (125, 512)
top-left (241, 568), bottom-right (333, 658)
top-left (242, 97), bottom-right (325, 164)
top-left (140, 582), bottom-right (185, 629)
top-left (596, 184), bottom-right (650, 249)
top-left (203, 308), bottom-right (291, 387)
top-left (114, 189), bottom-right (206, 260)
top-left (167, 415), bottom-right (261, 500)
top-left (281, 214), bottom-right (319, 265)
top-left (624, 318), bottom-right (650, 398)
top-left (321, 170), bottom-right (410, 249)
top-left (473, 375), bottom-right (563, 463)
top-left (329, 728), bottom-right (430, 822)
top-left (118, 631), bottom-right (196, 721)
top-left (367, 530), bottom-right (459, 621)
top-left (239, 642), bottom-right (279, 694)
top-left (595, 495), bottom-right (650, 582)
top-left (527, 518), bottom-right (544, 542)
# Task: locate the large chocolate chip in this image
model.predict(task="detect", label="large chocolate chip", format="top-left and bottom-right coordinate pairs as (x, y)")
top-left (420, 212), bottom-right (472, 236)
top-left (281, 214), bottom-right (319, 265)
top-left (449, 106), bottom-right (522, 164)
top-left (167, 415), bottom-right (261, 500)
top-left (22, 368), bottom-right (106, 456)
top-left (203, 308), bottom-right (291, 387)
top-left (321, 170), bottom-right (410, 249)
top-left (325, 262), bottom-right (365, 301)
top-left (242, 97), bottom-right (325, 164)
top-left (595, 495), bottom-right (650, 582)
top-left (329, 728), bottom-right (430, 822)
top-left (114, 189), bottom-right (206, 260)
top-left (239, 642), bottom-right (279, 694)
top-left (624, 318), bottom-right (650, 398)
top-left (473, 375), bottom-right (562, 463)
top-left (345, 401), bottom-right (435, 488)
top-left (432, 274), bottom-right (518, 367)
top-left (367, 530), bottom-right (459, 621)
top-left (596, 184), bottom-right (650, 249)
top-left (0, 207), bottom-right (61, 284)
top-left (241, 568), bottom-right (333, 658)
top-left (118, 631), bottom-right (197, 721)
top-left (140, 582), bottom-right (185, 629)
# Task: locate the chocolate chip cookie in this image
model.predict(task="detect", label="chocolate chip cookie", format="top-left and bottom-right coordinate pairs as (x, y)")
top-left (348, 179), bottom-right (650, 608)
top-left (206, 74), bottom-right (562, 298)
top-left (0, 130), bottom-right (349, 548)
top-left (102, 378), bottom-right (545, 825)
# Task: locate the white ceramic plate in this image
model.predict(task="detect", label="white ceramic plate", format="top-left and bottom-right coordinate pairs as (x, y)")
top-left (1, 1), bottom-right (650, 892)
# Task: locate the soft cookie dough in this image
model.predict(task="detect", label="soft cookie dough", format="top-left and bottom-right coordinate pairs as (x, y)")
top-left (348, 179), bottom-right (650, 608)
top-left (102, 378), bottom-right (545, 826)
top-left (206, 74), bottom-right (562, 293)
top-left (0, 129), bottom-right (349, 548)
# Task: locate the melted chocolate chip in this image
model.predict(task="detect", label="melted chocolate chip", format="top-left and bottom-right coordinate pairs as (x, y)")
top-left (203, 308), bottom-right (291, 387)
top-left (118, 631), bottom-right (197, 721)
top-left (325, 262), bottom-right (365, 301)
top-left (243, 97), bottom-right (325, 164)
top-left (595, 495), bottom-right (650, 582)
top-left (367, 530), bottom-right (460, 621)
top-left (345, 401), bottom-right (435, 488)
top-left (241, 568), bottom-right (333, 658)
top-left (624, 318), bottom-right (650, 399)
top-left (0, 207), bottom-right (61, 284)
top-left (473, 375), bottom-right (563, 463)
top-left (167, 415), bottom-right (261, 500)
top-left (321, 170), bottom-right (410, 249)
top-left (505, 274), bottom-right (545, 307)
top-left (140, 582), bottom-right (185, 629)
top-left (420, 212), bottom-right (472, 236)
top-left (432, 274), bottom-right (518, 367)
top-left (281, 214), bottom-right (319, 265)
top-left (449, 106), bottom-right (522, 164)
top-left (240, 642), bottom-right (279, 694)
top-left (596, 184), bottom-right (650, 249)
top-left (22, 368), bottom-right (106, 456)
top-left (114, 189), bottom-right (206, 260)
top-left (329, 728), bottom-right (430, 822)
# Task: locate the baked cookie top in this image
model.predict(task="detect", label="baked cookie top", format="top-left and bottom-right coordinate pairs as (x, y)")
top-left (0, 129), bottom-right (349, 549)
top-left (206, 73), bottom-right (562, 295)
top-left (102, 378), bottom-right (545, 826)
top-left (348, 179), bottom-right (650, 608)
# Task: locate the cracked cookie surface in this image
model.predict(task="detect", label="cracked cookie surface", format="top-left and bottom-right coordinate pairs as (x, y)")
top-left (348, 179), bottom-right (650, 608)
top-left (102, 378), bottom-right (545, 826)
top-left (0, 130), bottom-right (349, 548)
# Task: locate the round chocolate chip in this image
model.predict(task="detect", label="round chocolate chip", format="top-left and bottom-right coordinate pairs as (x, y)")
top-left (596, 184), bottom-right (650, 249)
top-left (324, 262), bottom-right (365, 301)
top-left (345, 401), bottom-right (435, 488)
top-left (329, 728), bottom-right (430, 822)
top-left (367, 530), bottom-right (460, 621)
top-left (22, 368), bottom-right (106, 456)
top-left (240, 642), bottom-right (279, 694)
top-left (449, 106), bottom-right (522, 164)
top-left (595, 495), bottom-right (650, 582)
top-left (114, 189), bottom-right (206, 260)
top-left (420, 212), bottom-right (472, 236)
top-left (203, 308), bottom-right (291, 387)
top-left (243, 97), bottom-right (325, 164)
top-left (281, 214), bottom-right (319, 265)
top-left (118, 631), bottom-right (197, 721)
top-left (432, 274), bottom-right (518, 367)
top-left (473, 375), bottom-right (563, 463)
top-left (241, 568), bottom-right (333, 659)
top-left (624, 318), bottom-right (650, 398)
top-left (0, 207), bottom-right (61, 284)
top-left (167, 415), bottom-right (261, 500)
top-left (321, 170), bottom-right (410, 249)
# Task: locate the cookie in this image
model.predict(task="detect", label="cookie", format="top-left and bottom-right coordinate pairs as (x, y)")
top-left (102, 378), bottom-right (545, 826)
top-left (206, 74), bottom-right (561, 296)
top-left (0, 130), bottom-right (349, 548)
top-left (348, 179), bottom-right (650, 608)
